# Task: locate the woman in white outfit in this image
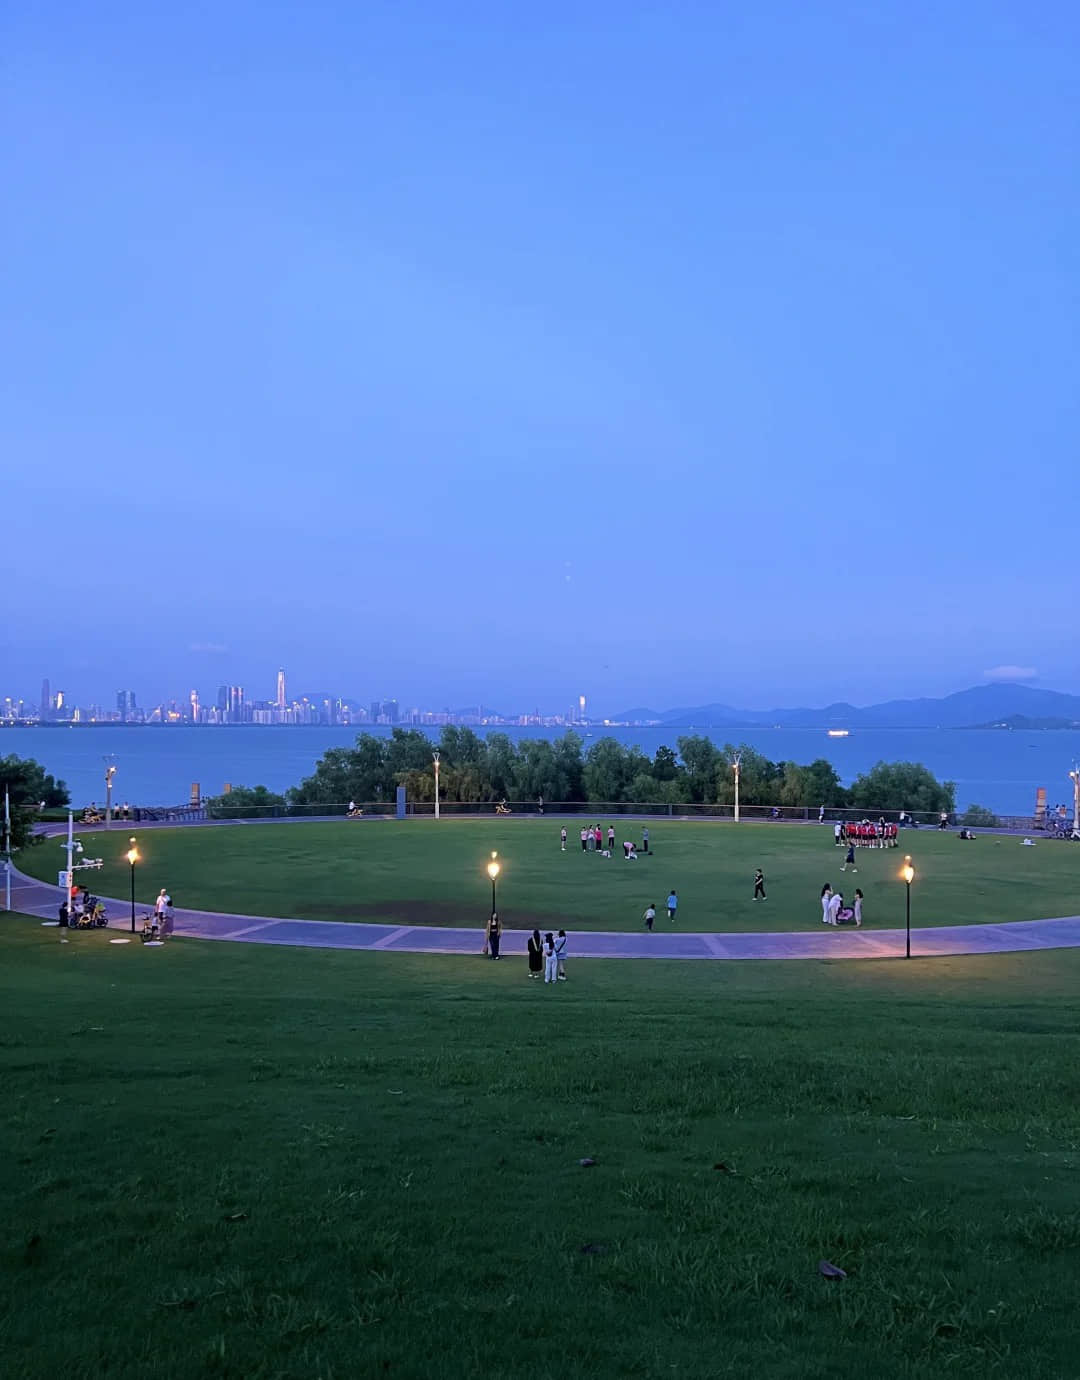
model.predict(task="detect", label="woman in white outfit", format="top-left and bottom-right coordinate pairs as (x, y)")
top-left (543, 932), bottom-right (559, 984)
top-left (820, 884), bottom-right (833, 925)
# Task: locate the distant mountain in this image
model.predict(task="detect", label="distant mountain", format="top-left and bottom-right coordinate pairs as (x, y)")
top-left (611, 707), bottom-right (665, 723)
top-left (614, 684), bottom-right (1080, 730)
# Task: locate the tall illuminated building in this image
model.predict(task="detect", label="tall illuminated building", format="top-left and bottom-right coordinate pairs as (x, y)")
top-left (276, 668), bottom-right (286, 710)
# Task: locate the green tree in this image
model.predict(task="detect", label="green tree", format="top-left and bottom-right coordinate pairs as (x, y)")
top-left (848, 762), bottom-right (955, 814)
top-left (676, 736), bottom-right (719, 802)
top-left (206, 784), bottom-right (287, 819)
top-left (289, 734), bottom-right (391, 804)
top-left (652, 745), bottom-right (681, 783)
top-left (714, 744), bottom-right (780, 806)
top-left (0, 754), bottom-right (69, 852)
top-left (960, 803), bottom-right (1001, 828)
top-left (583, 738), bottom-right (632, 802)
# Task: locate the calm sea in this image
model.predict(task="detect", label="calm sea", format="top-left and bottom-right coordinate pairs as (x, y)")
top-left (1, 724), bottom-right (1076, 815)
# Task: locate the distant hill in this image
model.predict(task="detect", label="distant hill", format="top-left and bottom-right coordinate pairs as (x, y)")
top-left (614, 684), bottom-right (1080, 730)
top-left (971, 714), bottom-right (1080, 731)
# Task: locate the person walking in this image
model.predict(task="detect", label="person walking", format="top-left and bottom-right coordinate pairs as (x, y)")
top-left (555, 929), bottom-right (568, 980)
top-left (527, 928), bottom-right (543, 978)
top-left (853, 889), bottom-right (864, 927)
top-left (560, 827), bottom-right (567, 851)
top-left (607, 825), bottom-right (615, 852)
top-left (753, 868), bottom-right (767, 901)
top-left (841, 841), bottom-right (857, 873)
top-left (487, 911), bottom-right (502, 960)
top-left (666, 889), bottom-right (678, 923)
top-left (543, 932), bottom-right (558, 984)
top-left (821, 884), bottom-right (833, 925)
top-left (643, 902), bottom-right (656, 931)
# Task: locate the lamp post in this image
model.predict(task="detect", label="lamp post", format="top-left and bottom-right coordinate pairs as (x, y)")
top-left (433, 750), bottom-right (440, 822)
top-left (1070, 766), bottom-right (1080, 838)
top-left (901, 854), bottom-right (915, 959)
top-left (126, 837), bottom-right (139, 933)
top-left (3, 785), bottom-right (11, 913)
top-left (487, 851), bottom-right (500, 916)
top-left (104, 759), bottom-right (117, 829)
top-left (732, 753), bottom-right (742, 823)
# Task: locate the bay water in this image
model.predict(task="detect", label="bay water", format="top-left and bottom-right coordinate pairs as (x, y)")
top-left (2, 724), bottom-right (1076, 816)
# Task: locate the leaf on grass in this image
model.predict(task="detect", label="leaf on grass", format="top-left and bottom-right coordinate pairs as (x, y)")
top-left (578, 1157), bottom-right (597, 1168)
top-left (818, 1259), bottom-right (847, 1280)
top-left (161, 1297), bottom-right (198, 1310)
top-left (387, 1089), bottom-right (404, 1096)
top-left (40, 1129), bottom-right (56, 1139)
top-left (579, 1243), bottom-right (608, 1255)
top-left (223, 1211), bottom-right (248, 1222)
top-left (713, 1162), bottom-right (736, 1174)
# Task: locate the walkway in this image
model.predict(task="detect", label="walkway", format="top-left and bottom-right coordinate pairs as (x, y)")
top-left (8, 867), bottom-right (1080, 960)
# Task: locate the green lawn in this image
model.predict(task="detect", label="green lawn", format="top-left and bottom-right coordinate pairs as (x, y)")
top-left (19, 819), bottom-right (1080, 932)
top-left (2, 919), bottom-right (1080, 1378)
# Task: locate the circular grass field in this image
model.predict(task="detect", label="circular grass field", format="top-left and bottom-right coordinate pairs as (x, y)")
top-left (21, 818), bottom-right (1080, 932)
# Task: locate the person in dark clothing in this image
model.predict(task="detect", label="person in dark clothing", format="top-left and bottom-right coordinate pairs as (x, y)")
top-left (753, 869), bottom-right (766, 900)
top-left (527, 928), bottom-right (543, 978)
top-left (487, 912), bottom-right (502, 960)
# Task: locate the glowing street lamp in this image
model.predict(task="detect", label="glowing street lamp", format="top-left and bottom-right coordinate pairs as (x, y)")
top-left (731, 753), bottom-right (742, 823)
top-left (901, 854), bottom-right (915, 959)
top-left (126, 837), bottom-right (139, 933)
top-left (487, 851), bottom-right (500, 915)
top-left (1069, 766), bottom-right (1080, 839)
top-left (433, 750), bottom-right (441, 822)
top-left (104, 758), bottom-right (117, 829)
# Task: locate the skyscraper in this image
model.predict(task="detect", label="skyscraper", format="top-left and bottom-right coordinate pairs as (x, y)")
top-left (116, 689), bottom-right (136, 721)
top-left (40, 679), bottom-right (50, 720)
top-left (579, 694), bottom-right (587, 723)
top-left (216, 685), bottom-right (229, 713)
top-left (276, 668), bottom-right (286, 710)
top-left (190, 689), bottom-right (200, 722)
top-left (229, 686), bottom-right (245, 721)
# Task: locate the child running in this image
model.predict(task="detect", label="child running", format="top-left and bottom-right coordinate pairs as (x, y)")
top-left (841, 841), bottom-right (857, 873)
top-left (753, 869), bottom-right (766, 901)
top-left (666, 889), bottom-right (678, 923)
top-left (643, 902), bottom-right (656, 931)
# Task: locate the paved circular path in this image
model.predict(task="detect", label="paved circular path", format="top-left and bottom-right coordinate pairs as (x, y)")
top-left (8, 863), bottom-right (1080, 961)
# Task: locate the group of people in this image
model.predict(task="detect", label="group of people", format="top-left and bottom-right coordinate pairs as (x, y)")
top-left (58, 889), bottom-right (107, 928)
top-left (527, 928), bottom-right (567, 982)
top-left (562, 824), bottom-right (650, 860)
top-left (833, 820), bottom-right (899, 849)
top-left (820, 883), bottom-right (864, 926)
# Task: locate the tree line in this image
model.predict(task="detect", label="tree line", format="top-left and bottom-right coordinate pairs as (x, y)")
top-left (269, 728), bottom-right (959, 815)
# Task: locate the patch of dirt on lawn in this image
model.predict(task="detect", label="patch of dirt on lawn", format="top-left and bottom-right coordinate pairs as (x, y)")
top-left (305, 900), bottom-right (574, 929)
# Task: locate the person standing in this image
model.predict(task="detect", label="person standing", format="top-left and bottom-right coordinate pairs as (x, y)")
top-left (555, 929), bottom-right (568, 980)
top-left (853, 889), bottom-right (864, 927)
top-left (527, 928), bottom-right (543, 978)
top-left (818, 804), bottom-right (826, 824)
top-left (543, 932), bottom-right (558, 984)
top-left (537, 795), bottom-right (544, 815)
top-left (642, 827), bottom-right (650, 854)
top-left (643, 902), bottom-right (656, 931)
top-left (828, 890), bottom-right (843, 926)
top-left (594, 824), bottom-right (603, 852)
top-left (821, 884), bottom-right (833, 925)
top-left (560, 827), bottom-right (567, 852)
top-left (487, 912), bottom-right (502, 960)
top-left (666, 889), bottom-right (678, 923)
top-left (580, 826), bottom-right (588, 853)
top-left (753, 869), bottom-right (766, 901)
top-left (841, 841), bottom-right (857, 873)
top-left (155, 889), bottom-right (169, 924)
top-left (833, 821), bottom-right (842, 847)
top-left (607, 825), bottom-right (615, 852)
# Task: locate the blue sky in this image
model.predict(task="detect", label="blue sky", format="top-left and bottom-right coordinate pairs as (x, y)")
top-left (3, 1), bottom-right (1078, 713)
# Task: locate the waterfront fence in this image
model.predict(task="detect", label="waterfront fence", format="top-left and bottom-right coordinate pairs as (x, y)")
top-left (126, 799), bottom-right (1049, 832)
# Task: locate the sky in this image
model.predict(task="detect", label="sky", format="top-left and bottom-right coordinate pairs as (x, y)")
top-left (2, 0), bottom-right (1078, 714)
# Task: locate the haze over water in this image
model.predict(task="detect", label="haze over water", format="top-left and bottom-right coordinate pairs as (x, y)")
top-left (3, 725), bottom-right (1074, 816)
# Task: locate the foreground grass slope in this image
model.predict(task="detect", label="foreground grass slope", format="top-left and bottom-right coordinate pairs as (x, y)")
top-left (20, 818), bottom-right (1080, 932)
top-left (2, 922), bottom-right (1080, 1377)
